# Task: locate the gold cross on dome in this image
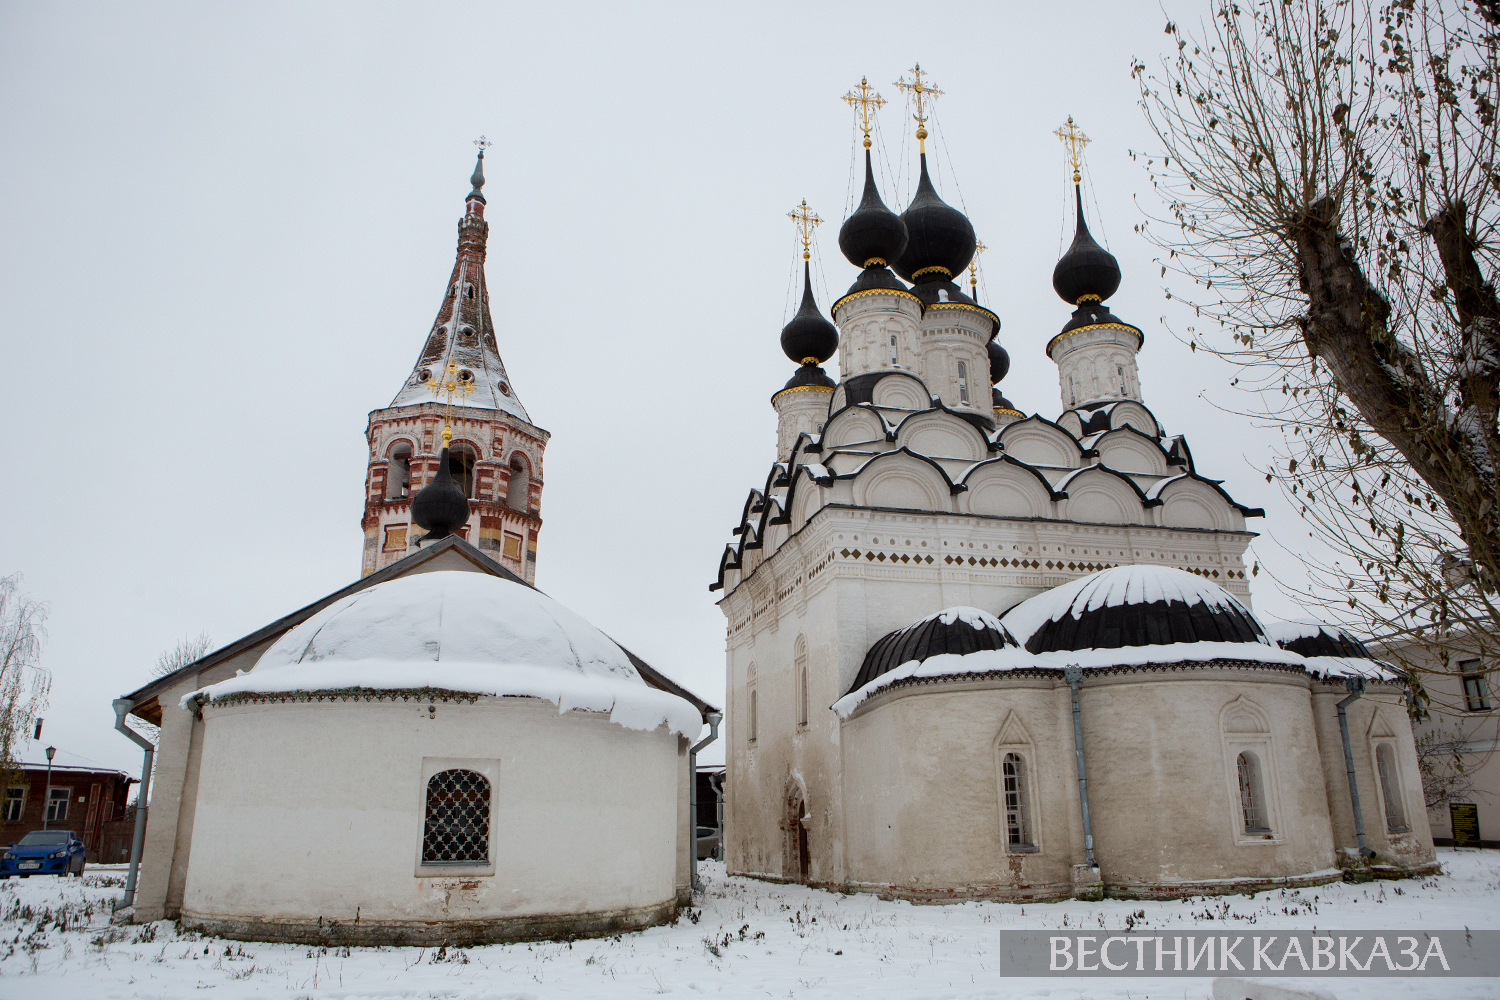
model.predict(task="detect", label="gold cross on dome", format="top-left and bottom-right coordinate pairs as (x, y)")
top-left (1053, 116), bottom-right (1090, 184)
top-left (427, 359), bottom-right (476, 444)
top-left (894, 64), bottom-right (943, 152)
top-left (788, 199), bottom-right (822, 261)
top-left (842, 77), bottom-right (887, 149)
top-left (473, 135), bottom-right (492, 152)
top-left (969, 238), bottom-right (987, 292)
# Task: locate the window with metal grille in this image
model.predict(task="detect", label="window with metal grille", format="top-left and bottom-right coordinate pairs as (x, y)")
top-left (1236, 752), bottom-right (1270, 834)
top-left (422, 769), bottom-right (490, 864)
top-left (890, 334), bottom-right (898, 364)
top-left (1002, 753), bottom-right (1034, 849)
top-left (1376, 743), bottom-right (1409, 832)
top-left (957, 362), bottom-right (970, 402)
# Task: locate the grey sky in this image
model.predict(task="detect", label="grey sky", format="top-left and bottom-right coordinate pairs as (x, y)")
top-left (0, 2), bottom-right (1319, 774)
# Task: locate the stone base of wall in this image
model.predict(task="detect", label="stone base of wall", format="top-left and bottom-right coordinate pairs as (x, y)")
top-left (1105, 867), bottom-right (1346, 900)
top-left (1338, 859), bottom-right (1442, 883)
top-left (179, 898), bottom-right (677, 947)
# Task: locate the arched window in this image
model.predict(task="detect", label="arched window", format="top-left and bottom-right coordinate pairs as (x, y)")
top-left (1376, 744), bottom-right (1409, 833)
top-left (957, 361), bottom-right (970, 403)
top-left (447, 443), bottom-right (478, 499)
top-left (507, 455), bottom-right (531, 511)
top-left (890, 334), bottom-right (898, 365)
top-left (422, 769), bottom-right (490, 864)
top-left (387, 442), bottom-right (412, 499)
top-left (1002, 752), bottom-right (1034, 849)
top-left (1236, 752), bottom-right (1271, 834)
top-left (795, 636), bottom-right (808, 727)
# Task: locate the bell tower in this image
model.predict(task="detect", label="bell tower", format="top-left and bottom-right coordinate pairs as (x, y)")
top-left (360, 141), bottom-right (550, 581)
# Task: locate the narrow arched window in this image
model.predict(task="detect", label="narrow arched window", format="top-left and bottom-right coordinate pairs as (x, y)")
top-left (890, 334), bottom-right (898, 364)
top-left (1376, 744), bottom-right (1409, 833)
top-left (387, 442), bottom-right (412, 499)
top-left (957, 361), bottom-right (970, 403)
top-left (749, 687), bottom-right (758, 743)
top-left (1236, 752), bottom-right (1270, 834)
top-left (507, 455), bottom-right (531, 511)
top-left (422, 769), bottom-right (490, 864)
top-left (795, 637), bottom-right (808, 727)
top-left (1002, 753), bottom-right (1034, 849)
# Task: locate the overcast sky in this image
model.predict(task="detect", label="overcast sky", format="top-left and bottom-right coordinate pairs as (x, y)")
top-left (0, 2), bottom-right (1328, 775)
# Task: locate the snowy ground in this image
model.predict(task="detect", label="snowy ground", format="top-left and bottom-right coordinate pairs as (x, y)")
top-left (1, 851), bottom-right (1496, 999)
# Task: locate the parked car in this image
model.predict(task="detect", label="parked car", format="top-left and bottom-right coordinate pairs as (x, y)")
top-left (0, 830), bottom-right (85, 878)
top-left (696, 825), bottom-right (720, 861)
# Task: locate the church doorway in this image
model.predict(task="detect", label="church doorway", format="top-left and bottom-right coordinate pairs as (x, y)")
top-left (784, 787), bottom-right (809, 882)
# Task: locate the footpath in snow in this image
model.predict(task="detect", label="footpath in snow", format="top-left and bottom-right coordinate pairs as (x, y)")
top-left (0, 849), bottom-right (1496, 999)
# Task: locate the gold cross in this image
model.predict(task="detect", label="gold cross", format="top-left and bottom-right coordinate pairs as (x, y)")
top-left (894, 64), bottom-right (943, 152)
top-left (1053, 116), bottom-right (1090, 184)
top-left (842, 77), bottom-right (886, 149)
top-left (787, 199), bottom-right (822, 261)
top-left (427, 359), bottom-right (476, 445)
top-left (969, 239), bottom-right (987, 293)
top-left (473, 135), bottom-right (492, 152)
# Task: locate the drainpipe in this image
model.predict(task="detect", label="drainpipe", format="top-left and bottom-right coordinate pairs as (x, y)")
top-left (1335, 676), bottom-right (1377, 859)
top-left (1063, 665), bottom-right (1097, 870)
top-left (112, 698), bottom-right (155, 911)
top-left (688, 712), bottom-right (722, 893)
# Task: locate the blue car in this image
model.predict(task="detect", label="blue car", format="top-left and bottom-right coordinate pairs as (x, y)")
top-left (0, 830), bottom-right (86, 878)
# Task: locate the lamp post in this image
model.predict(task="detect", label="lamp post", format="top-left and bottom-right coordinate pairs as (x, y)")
top-left (42, 746), bottom-right (56, 831)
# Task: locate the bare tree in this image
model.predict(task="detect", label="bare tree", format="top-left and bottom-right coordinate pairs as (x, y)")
top-left (153, 631), bottom-right (212, 678)
top-left (1134, 0), bottom-right (1500, 709)
top-left (0, 574), bottom-right (51, 783)
top-left (1415, 720), bottom-right (1493, 807)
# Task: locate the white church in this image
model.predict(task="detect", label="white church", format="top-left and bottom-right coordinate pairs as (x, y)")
top-left (712, 80), bottom-right (1438, 901)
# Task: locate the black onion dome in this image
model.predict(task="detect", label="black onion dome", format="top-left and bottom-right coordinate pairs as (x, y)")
top-left (780, 263), bottom-right (839, 364)
top-left (467, 150), bottom-right (486, 204)
top-left (411, 446), bottom-right (471, 540)
top-left (988, 340), bottom-right (1010, 384)
top-left (849, 608), bottom-right (1019, 694)
top-left (780, 362), bottom-right (836, 393)
top-left (1052, 185), bottom-right (1120, 305)
top-left (893, 154), bottom-right (976, 283)
top-left (1269, 624), bottom-right (1375, 660)
top-left (843, 264), bottom-right (910, 298)
top-left (840, 150), bottom-right (909, 269)
top-left (1017, 566), bottom-right (1267, 655)
top-left (992, 387), bottom-right (1018, 411)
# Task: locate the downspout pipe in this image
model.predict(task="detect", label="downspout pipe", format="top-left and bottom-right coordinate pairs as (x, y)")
top-left (1063, 665), bottom-right (1098, 870)
top-left (688, 712), bottom-right (722, 893)
top-left (1335, 676), bottom-right (1377, 859)
top-left (112, 698), bottom-right (155, 911)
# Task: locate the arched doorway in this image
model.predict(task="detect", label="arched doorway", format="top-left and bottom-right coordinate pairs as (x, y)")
top-left (784, 787), bottom-right (809, 882)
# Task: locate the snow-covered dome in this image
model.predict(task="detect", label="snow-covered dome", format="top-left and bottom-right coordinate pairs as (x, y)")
top-left (1263, 620), bottom-right (1403, 682)
top-left (185, 572), bottom-right (700, 735)
top-left (1001, 565), bottom-right (1302, 668)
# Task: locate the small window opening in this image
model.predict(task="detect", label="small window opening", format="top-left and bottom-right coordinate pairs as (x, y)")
top-left (890, 334), bottom-right (898, 364)
top-left (1376, 743), bottom-right (1409, 833)
top-left (421, 769), bottom-right (490, 864)
top-left (45, 788), bottom-right (69, 823)
top-left (506, 455), bottom-right (531, 511)
top-left (957, 361), bottom-right (970, 403)
top-left (797, 663), bottom-right (808, 727)
top-left (1236, 752), bottom-right (1271, 835)
top-left (748, 687), bottom-right (758, 743)
top-left (464, 283), bottom-right (476, 299)
top-left (1460, 660), bottom-right (1491, 711)
top-left (2, 789), bottom-right (22, 823)
top-left (448, 444), bottom-right (478, 499)
top-left (387, 442), bottom-right (412, 499)
top-left (1003, 753), bottom-right (1034, 849)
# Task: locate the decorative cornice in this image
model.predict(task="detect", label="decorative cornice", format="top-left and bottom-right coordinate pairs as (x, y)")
top-left (912, 265), bottom-right (952, 279)
top-left (1045, 321), bottom-right (1145, 357)
top-left (772, 384), bottom-right (836, 402)
top-left (832, 287), bottom-right (925, 313)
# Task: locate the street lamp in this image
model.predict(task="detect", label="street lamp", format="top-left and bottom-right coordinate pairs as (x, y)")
top-left (42, 746), bottom-right (55, 831)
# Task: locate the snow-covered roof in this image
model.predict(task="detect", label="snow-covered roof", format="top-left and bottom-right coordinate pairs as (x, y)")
top-left (185, 572), bottom-right (700, 736)
top-left (9, 740), bottom-right (132, 777)
top-left (1261, 620), bottom-right (1402, 682)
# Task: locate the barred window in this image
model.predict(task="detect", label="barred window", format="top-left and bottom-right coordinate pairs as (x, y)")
top-left (1002, 753), bottom-right (1034, 849)
top-left (422, 769), bottom-right (490, 864)
top-left (1376, 743), bottom-right (1409, 833)
top-left (1236, 752), bottom-right (1270, 834)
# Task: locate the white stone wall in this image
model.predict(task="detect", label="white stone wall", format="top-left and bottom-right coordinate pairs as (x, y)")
top-left (832, 291), bottom-right (923, 380)
top-left (772, 387), bottom-right (832, 462)
top-left (182, 697), bottom-right (680, 927)
top-left (1048, 324), bottom-right (1144, 410)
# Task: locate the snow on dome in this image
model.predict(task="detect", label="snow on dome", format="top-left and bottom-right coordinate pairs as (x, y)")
top-left (1000, 564), bottom-right (1304, 669)
top-left (834, 606), bottom-right (1033, 718)
top-left (1262, 620), bottom-right (1403, 683)
top-left (184, 572), bottom-right (701, 736)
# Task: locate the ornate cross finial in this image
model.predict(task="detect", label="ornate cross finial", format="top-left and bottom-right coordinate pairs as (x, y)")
top-left (788, 199), bottom-right (822, 261)
top-left (1053, 116), bottom-right (1090, 184)
top-left (473, 135), bottom-right (492, 153)
top-left (969, 238), bottom-right (987, 294)
top-left (842, 76), bottom-right (887, 149)
top-left (427, 359), bottom-right (476, 442)
top-left (894, 63), bottom-right (943, 153)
